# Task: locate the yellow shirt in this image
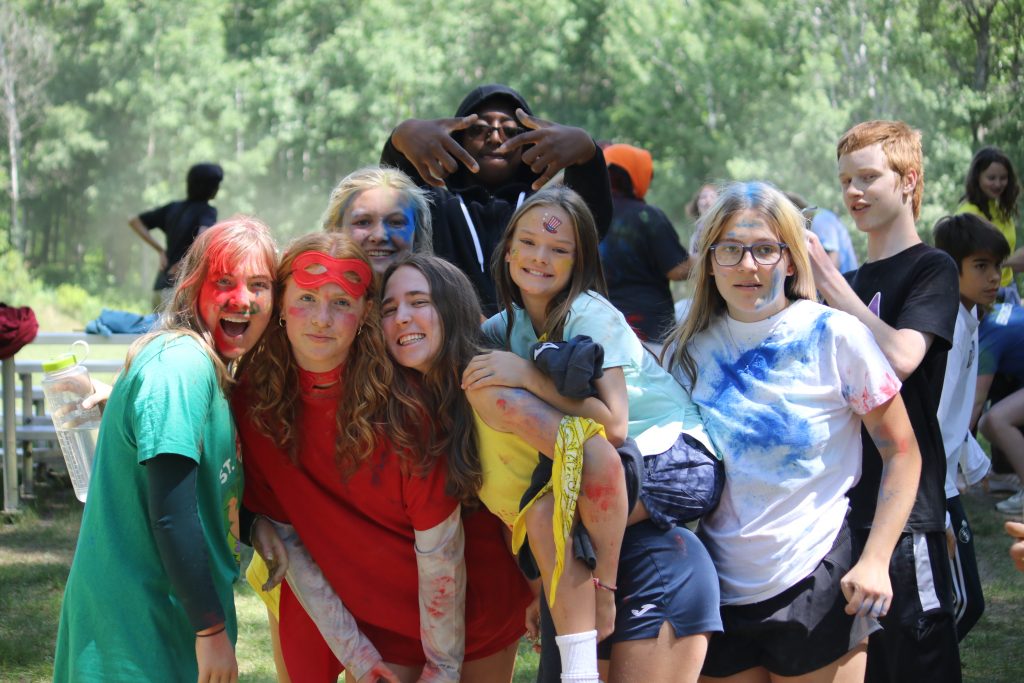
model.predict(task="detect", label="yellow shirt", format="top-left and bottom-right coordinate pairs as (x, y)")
top-left (473, 410), bottom-right (538, 529)
top-left (957, 200), bottom-right (1016, 286)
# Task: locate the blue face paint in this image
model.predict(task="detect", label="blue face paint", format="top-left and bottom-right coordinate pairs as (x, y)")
top-left (754, 265), bottom-right (787, 311)
top-left (385, 204), bottom-right (418, 250)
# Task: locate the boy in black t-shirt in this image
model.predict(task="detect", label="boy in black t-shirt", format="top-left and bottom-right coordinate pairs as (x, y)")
top-left (129, 163), bottom-right (223, 309)
top-left (808, 120), bottom-right (961, 683)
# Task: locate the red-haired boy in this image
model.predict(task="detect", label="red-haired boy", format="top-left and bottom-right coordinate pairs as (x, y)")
top-left (808, 120), bottom-right (961, 683)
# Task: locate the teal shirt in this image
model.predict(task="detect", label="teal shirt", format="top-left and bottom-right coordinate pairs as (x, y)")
top-left (54, 335), bottom-right (242, 683)
top-left (483, 291), bottom-right (716, 456)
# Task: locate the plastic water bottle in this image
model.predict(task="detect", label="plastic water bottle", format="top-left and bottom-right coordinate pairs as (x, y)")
top-left (41, 341), bottom-right (102, 502)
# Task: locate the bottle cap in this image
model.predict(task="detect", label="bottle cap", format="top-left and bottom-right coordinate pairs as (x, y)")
top-left (42, 340), bottom-right (90, 373)
top-left (42, 353), bottom-right (78, 373)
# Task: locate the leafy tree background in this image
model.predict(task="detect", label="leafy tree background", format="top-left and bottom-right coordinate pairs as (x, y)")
top-left (1, 0), bottom-right (1021, 319)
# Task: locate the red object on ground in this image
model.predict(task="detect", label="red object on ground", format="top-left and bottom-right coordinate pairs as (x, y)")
top-left (0, 303), bottom-right (38, 359)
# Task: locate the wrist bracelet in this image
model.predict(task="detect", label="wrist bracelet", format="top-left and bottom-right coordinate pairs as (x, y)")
top-left (592, 577), bottom-right (617, 592)
top-left (196, 625), bottom-right (226, 638)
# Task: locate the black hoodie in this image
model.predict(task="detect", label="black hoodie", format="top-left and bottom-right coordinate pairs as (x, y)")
top-left (381, 84), bottom-right (612, 316)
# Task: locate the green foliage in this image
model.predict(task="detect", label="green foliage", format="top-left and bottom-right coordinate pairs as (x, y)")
top-left (0, 0), bottom-right (1021, 300)
top-left (0, 249), bottom-right (43, 304)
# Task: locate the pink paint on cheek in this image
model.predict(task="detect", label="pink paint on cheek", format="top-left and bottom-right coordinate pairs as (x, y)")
top-left (286, 305), bottom-right (308, 319)
top-left (337, 311), bottom-right (360, 333)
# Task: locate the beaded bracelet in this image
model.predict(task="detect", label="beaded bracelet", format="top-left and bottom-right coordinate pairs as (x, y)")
top-left (592, 577), bottom-right (617, 592)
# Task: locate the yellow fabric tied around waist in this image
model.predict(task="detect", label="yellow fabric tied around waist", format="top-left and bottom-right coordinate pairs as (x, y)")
top-left (511, 415), bottom-right (605, 606)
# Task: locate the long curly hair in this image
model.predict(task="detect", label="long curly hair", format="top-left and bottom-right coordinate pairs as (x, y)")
top-left (663, 181), bottom-right (816, 385)
top-left (240, 231), bottom-right (393, 476)
top-left (381, 254), bottom-right (484, 504)
top-left (125, 216), bottom-right (277, 391)
top-left (492, 186), bottom-right (608, 345)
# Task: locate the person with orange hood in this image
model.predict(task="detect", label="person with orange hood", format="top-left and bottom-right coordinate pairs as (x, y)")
top-left (598, 144), bottom-right (690, 353)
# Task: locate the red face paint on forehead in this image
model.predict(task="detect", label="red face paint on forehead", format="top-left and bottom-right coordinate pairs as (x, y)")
top-left (291, 251), bottom-right (372, 300)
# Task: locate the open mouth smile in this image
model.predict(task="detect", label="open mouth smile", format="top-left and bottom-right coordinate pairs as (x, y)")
top-left (220, 316), bottom-right (251, 337)
top-left (398, 333), bottom-right (425, 346)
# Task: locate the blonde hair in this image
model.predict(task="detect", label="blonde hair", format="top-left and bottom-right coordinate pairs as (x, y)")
top-left (320, 165), bottom-right (433, 254)
top-left (240, 231), bottom-right (393, 475)
top-left (663, 181), bottom-right (816, 385)
top-left (125, 216), bottom-right (277, 390)
top-left (837, 120), bottom-right (924, 219)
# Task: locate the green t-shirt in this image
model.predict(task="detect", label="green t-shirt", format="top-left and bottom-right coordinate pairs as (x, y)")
top-left (53, 334), bottom-right (242, 683)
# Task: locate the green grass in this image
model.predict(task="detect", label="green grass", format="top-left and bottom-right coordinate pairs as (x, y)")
top-left (0, 481), bottom-right (1019, 682)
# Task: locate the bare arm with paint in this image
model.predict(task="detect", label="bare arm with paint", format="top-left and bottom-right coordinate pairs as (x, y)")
top-left (806, 230), bottom-right (932, 380)
top-left (840, 393), bottom-right (921, 617)
top-left (462, 350), bottom-right (629, 446)
top-left (414, 507), bottom-right (466, 683)
top-left (267, 521), bottom-right (399, 683)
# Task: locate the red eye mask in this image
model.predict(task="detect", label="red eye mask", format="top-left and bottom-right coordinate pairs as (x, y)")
top-left (291, 251), bottom-right (372, 299)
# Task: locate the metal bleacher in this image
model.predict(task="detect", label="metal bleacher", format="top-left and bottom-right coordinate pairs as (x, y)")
top-left (2, 332), bottom-right (138, 514)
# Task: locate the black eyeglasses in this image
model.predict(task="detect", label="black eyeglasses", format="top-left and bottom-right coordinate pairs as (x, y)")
top-left (709, 241), bottom-right (788, 267)
top-left (465, 123), bottom-right (526, 141)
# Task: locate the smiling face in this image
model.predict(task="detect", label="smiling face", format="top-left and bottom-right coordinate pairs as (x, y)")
top-left (505, 205), bottom-right (577, 309)
top-left (709, 209), bottom-right (793, 323)
top-left (838, 143), bottom-right (917, 234)
top-left (341, 187), bottom-right (417, 274)
top-left (697, 185), bottom-right (719, 216)
top-left (979, 162), bottom-right (1009, 202)
top-left (462, 100), bottom-right (523, 189)
top-left (959, 251), bottom-right (1002, 309)
top-left (197, 254), bottom-right (273, 361)
top-left (281, 277), bottom-right (367, 373)
top-left (381, 265), bottom-right (443, 374)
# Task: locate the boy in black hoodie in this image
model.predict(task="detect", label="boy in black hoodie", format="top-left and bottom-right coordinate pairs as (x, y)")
top-left (381, 84), bottom-right (612, 315)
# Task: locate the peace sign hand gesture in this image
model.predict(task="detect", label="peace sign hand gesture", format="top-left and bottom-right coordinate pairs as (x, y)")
top-left (391, 115), bottom-right (480, 187)
top-left (498, 109), bottom-right (596, 190)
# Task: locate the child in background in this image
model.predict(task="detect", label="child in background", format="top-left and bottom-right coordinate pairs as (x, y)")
top-left (932, 213), bottom-right (1010, 640)
top-left (664, 181), bottom-right (920, 682)
top-left (974, 301), bottom-right (1024, 516)
top-left (957, 148), bottom-right (1021, 304)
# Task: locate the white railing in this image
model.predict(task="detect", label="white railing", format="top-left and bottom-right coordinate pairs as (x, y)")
top-left (2, 332), bottom-right (140, 513)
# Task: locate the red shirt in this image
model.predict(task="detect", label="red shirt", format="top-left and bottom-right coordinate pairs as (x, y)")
top-left (235, 369), bottom-right (530, 662)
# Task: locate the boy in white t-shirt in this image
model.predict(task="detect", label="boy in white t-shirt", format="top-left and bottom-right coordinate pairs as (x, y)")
top-left (933, 213), bottom-right (1009, 640)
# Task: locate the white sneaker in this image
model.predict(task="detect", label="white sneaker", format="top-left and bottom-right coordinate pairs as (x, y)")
top-left (987, 473), bottom-right (1021, 494)
top-left (994, 489), bottom-right (1024, 515)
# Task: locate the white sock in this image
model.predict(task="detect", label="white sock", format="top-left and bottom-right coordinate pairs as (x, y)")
top-left (555, 629), bottom-right (599, 682)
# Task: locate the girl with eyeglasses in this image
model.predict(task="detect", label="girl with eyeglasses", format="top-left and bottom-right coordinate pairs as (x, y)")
top-left (663, 181), bottom-right (922, 683)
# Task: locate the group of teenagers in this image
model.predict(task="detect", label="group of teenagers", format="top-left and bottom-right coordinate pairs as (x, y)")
top-left (52, 84), bottom-right (1002, 683)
